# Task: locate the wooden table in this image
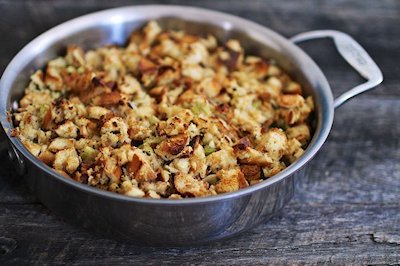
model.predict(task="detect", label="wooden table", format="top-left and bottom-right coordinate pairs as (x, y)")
top-left (1, 0), bottom-right (399, 264)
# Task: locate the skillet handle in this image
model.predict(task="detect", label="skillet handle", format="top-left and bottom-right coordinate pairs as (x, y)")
top-left (290, 30), bottom-right (383, 109)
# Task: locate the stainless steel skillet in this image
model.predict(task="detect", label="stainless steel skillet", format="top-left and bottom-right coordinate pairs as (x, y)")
top-left (0, 5), bottom-right (382, 245)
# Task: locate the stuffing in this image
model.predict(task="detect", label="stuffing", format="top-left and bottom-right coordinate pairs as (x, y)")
top-left (103, 156), bottom-right (122, 183)
top-left (206, 148), bottom-right (237, 173)
top-left (48, 138), bottom-right (75, 152)
top-left (215, 168), bottom-right (248, 194)
top-left (65, 45), bottom-right (86, 67)
top-left (19, 90), bottom-right (55, 108)
top-left (174, 172), bottom-right (211, 197)
top-left (44, 65), bottom-right (64, 91)
top-left (278, 94), bottom-right (305, 108)
top-left (118, 75), bottom-right (142, 95)
top-left (155, 134), bottom-right (191, 161)
top-left (38, 150), bottom-right (56, 166)
top-left (55, 121), bottom-right (79, 138)
top-left (113, 144), bottom-right (135, 166)
top-left (197, 77), bottom-right (222, 98)
top-left (126, 149), bottom-right (157, 182)
top-left (157, 115), bottom-right (189, 136)
top-left (12, 20), bottom-right (313, 199)
top-left (240, 164), bottom-right (262, 181)
top-left (100, 117), bottom-right (130, 147)
top-left (141, 181), bottom-right (169, 196)
top-left (284, 138), bottom-right (305, 164)
top-left (235, 146), bottom-right (273, 167)
top-left (120, 180), bottom-right (145, 197)
top-left (189, 143), bottom-right (207, 178)
top-left (286, 124), bottom-right (311, 146)
top-left (21, 139), bottom-right (42, 157)
top-left (256, 128), bottom-right (288, 160)
top-left (53, 147), bottom-right (80, 174)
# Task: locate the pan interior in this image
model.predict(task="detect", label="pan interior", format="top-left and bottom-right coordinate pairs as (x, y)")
top-left (0, 5), bottom-right (333, 203)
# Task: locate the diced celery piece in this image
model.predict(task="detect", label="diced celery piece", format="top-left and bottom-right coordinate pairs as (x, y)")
top-left (203, 174), bottom-right (218, 185)
top-left (191, 101), bottom-right (211, 116)
top-left (252, 100), bottom-right (262, 109)
top-left (140, 143), bottom-right (154, 156)
top-left (148, 115), bottom-right (160, 125)
top-left (81, 146), bottom-right (97, 164)
top-left (204, 146), bottom-right (216, 156)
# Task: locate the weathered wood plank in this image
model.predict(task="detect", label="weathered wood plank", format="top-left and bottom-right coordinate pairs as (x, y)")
top-left (0, 202), bottom-right (399, 264)
top-left (296, 98), bottom-right (400, 204)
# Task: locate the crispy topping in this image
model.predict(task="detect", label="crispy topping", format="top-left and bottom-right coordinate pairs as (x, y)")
top-left (12, 21), bottom-right (313, 199)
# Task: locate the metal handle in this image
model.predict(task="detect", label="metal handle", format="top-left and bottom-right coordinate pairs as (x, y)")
top-left (290, 30), bottom-right (383, 108)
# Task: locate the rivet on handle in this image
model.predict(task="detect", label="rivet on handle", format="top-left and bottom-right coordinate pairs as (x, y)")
top-left (7, 142), bottom-right (26, 176)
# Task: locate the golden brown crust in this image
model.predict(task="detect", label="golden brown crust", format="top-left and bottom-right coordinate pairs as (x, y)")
top-left (240, 164), bottom-right (262, 181)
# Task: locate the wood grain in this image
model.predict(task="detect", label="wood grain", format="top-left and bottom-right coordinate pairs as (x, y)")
top-left (0, 0), bottom-right (399, 264)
